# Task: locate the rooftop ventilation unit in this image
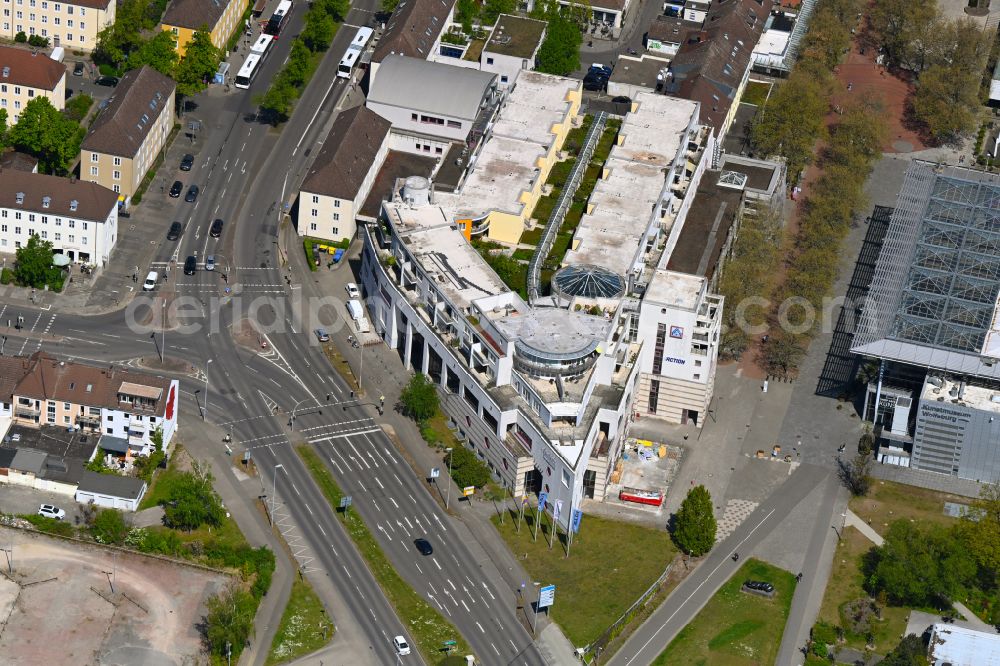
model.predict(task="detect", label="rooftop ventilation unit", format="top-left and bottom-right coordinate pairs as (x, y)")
top-left (70, 199), bottom-right (78, 211)
top-left (15, 192), bottom-right (24, 204)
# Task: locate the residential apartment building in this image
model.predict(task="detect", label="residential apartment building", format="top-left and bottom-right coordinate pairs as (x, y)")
top-left (161, 0), bottom-right (248, 56)
top-left (0, 169), bottom-right (117, 264)
top-left (9, 352), bottom-right (179, 456)
top-left (369, 0), bottom-right (456, 80)
top-left (0, 45), bottom-right (65, 122)
top-left (80, 66), bottom-right (176, 202)
top-left (298, 106), bottom-right (392, 244)
top-left (0, 0), bottom-right (115, 51)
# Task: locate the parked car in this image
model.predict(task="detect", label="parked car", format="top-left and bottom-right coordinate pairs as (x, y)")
top-left (205, 255), bottom-right (215, 271)
top-left (95, 75), bottom-right (119, 87)
top-left (184, 184), bottom-right (199, 202)
top-left (38, 504), bottom-right (66, 520)
top-left (169, 180), bottom-right (183, 197)
top-left (72, 61), bottom-right (84, 76)
top-left (166, 221), bottom-right (183, 241)
top-left (179, 153), bottom-right (194, 171)
top-left (184, 255), bottom-right (197, 275)
top-left (143, 271), bottom-right (158, 291)
top-left (583, 71), bottom-right (609, 92)
top-left (744, 580), bottom-right (774, 593)
top-left (589, 63), bottom-right (613, 76)
top-left (314, 328), bottom-right (330, 342)
top-left (210, 218), bottom-right (224, 238)
top-left (414, 538), bottom-right (433, 556)
top-left (345, 282), bottom-right (360, 299)
top-left (393, 636), bottom-right (411, 656)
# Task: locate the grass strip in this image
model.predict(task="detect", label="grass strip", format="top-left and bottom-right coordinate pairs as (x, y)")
top-left (296, 445), bottom-right (472, 663)
top-left (266, 577), bottom-right (335, 665)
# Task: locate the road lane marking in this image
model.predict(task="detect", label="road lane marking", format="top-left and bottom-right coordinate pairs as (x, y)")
top-left (389, 497), bottom-right (399, 509)
top-left (291, 483), bottom-right (301, 497)
top-left (432, 557), bottom-right (442, 571)
top-left (476, 621), bottom-right (485, 634)
top-left (304, 504), bottom-right (313, 516)
top-left (461, 599), bottom-right (470, 613)
top-left (374, 476), bottom-right (384, 489)
top-left (342, 565), bottom-right (352, 579)
top-left (491, 642), bottom-right (499, 655)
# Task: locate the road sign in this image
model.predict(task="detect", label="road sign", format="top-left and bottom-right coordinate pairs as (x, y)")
top-left (571, 508), bottom-right (583, 533)
top-left (538, 584), bottom-right (555, 609)
top-left (430, 467), bottom-right (441, 479)
top-left (339, 496), bottom-right (353, 508)
top-left (443, 640), bottom-right (457, 646)
top-left (538, 492), bottom-right (548, 512)
top-left (463, 486), bottom-right (475, 497)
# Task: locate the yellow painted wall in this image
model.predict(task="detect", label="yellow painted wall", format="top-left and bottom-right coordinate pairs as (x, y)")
top-left (486, 212), bottom-right (525, 245)
top-left (163, 0), bottom-right (248, 55)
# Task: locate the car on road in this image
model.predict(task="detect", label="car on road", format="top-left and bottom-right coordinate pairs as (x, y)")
top-left (143, 271), bottom-right (158, 291)
top-left (314, 328), bottom-right (330, 342)
top-left (95, 75), bottom-right (119, 87)
top-left (589, 63), bottom-right (613, 76)
top-left (38, 504), bottom-right (66, 520)
top-left (179, 153), bottom-right (194, 171)
top-left (414, 538), bottom-right (433, 556)
top-left (184, 255), bottom-right (197, 275)
top-left (205, 255), bottom-right (215, 271)
top-left (345, 282), bottom-right (360, 299)
top-left (169, 180), bottom-right (183, 197)
top-left (210, 218), bottom-right (224, 238)
top-left (72, 61), bottom-right (84, 76)
top-left (184, 184), bottom-right (199, 202)
top-left (167, 221), bottom-right (183, 241)
top-left (744, 580), bottom-right (774, 593)
top-left (583, 71), bottom-right (608, 92)
top-left (393, 636), bottom-right (411, 656)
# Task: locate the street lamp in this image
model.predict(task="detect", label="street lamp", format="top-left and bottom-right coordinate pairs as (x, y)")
top-left (445, 448), bottom-right (453, 509)
top-left (202, 359), bottom-right (213, 420)
top-left (271, 463), bottom-right (285, 526)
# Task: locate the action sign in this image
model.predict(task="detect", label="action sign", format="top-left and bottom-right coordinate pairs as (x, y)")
top-left (339, 496), bottom-right (352, 508)
top-left (463, 486), bottom-right (476, 497)
top-left (538, 584), bottom-right (555, 609)
top-left (430, 467), bottom-right (441, 479)
top-left (538, 491), bottom-right (548, 512)
top-left (571, 508), bottom-right (583, 533)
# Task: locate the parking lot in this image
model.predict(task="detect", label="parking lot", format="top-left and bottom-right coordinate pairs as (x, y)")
top-left (0, 483), bottom-right (84, 524)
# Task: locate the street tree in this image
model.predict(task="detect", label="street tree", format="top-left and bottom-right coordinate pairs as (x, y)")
top-left (381, 0), bottom-right (400, 13)
top-left (535, 15), bottom-right (581, 76)
top-left (960, 482), bottom-right (1000, 572)
top-left (162, 461), bottom-right (226, 531)
top-left (673, 485), bottom-right (717, 556)
top-left (880, 634), bottom-right (929, 666)
top-left (400, 373), bottom-right (439, 423)
top-left (911, 64), bottom-right (979, 143)
top-left (14, 234), bottom-right (58, 289)
top-left (314, 0), bottom-right (350, 21)
top-left (127, 31), bottom-right (179, 76)
top-left (750, 69), bottom-right (828, 179)
top-left (868, 0), bottom-right (935, 69)
top-left (94, 0), bottom-right (148, 69)
top-left (482, 0), bottom-right (516, 24)
top-left (301, 10), bottom-right (336, 52)
top-left (837, 452), bottom-right (872, 496)
top-left (174, 28), bottom-right (221, 97)
top-left (446, 445), bottom-right (491, 489)
top-left (9, 97), bottom-right (86, 175)
top-left (204, 583), bottom-right (256, 657)
top-left (256, 77), bottom-right (297, 123)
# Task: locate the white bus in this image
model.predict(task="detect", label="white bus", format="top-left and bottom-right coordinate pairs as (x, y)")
top-left (250, 34), bottom-right (272, 59)
top-left (337, 26), bottom-right (374, 79)
top-left (265, 0), bottom-right (293, 38)
top-left (234, 53), bottom-right (263, 89)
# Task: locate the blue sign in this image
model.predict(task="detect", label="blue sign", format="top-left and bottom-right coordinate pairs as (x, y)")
top-left (538, 584), bottom-right (556, 609)
top-left (571, 509), bottom-right (583, 533)
top-left (538, 492), bottom-right (548, 512)
top-left (669, 325), bottom-right (684, 339)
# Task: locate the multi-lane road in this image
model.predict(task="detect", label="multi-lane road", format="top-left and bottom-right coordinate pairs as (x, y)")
top-left (0, 1), bottom-right (546, 663)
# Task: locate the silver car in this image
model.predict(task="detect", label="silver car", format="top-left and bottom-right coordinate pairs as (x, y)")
top-left (205, 255), bottom-right (215, 271)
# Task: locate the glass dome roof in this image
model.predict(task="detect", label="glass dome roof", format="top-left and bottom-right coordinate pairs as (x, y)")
top-left (552, 265), bottom-right (625, 300)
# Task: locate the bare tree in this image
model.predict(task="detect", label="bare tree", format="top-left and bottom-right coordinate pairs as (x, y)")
top-left (837, 453), bottom-right (873, 496)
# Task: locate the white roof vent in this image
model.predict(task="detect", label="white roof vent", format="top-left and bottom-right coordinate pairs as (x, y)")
top-left (69, 199), bottom-right (78, 211)
top-left (1, 67), bottom-right (8, 78)
top-left (42, 196), bottom-right (51, 208)
top-left (15, 192), bottom-right (24, 204)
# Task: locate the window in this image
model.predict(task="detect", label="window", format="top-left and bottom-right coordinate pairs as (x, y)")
top-left (312, 195), bottom-right (318, 204)
top-left (82, 222), bottom-right (87, 229)
top-left (113, 157), bottom-right (120, 166)
top-left (562, 469), bottom-right (570, 487)
top-left (68, 220), bottom-right (74, 228)
top-left (311, 209), bottom-right (317, 217)
top-left (693, 373), bottom-right (701, 380)
top-left (68, 234), bottom-right (73, 242)
top-left (113, 170), bottom-right (120, 180)
top-left (447, 120), bottom-right (461, 129)
top-left (500, 75), bottom-right (508, 83)
top-left (13, 86), bottom-right (19, 94)
top-left (27, 89), bottom-right (33, 96)
top-left (28, 214), bottom-right (34, 222)
top-left (89, 166), bottom-right (97, 176)
top-left (112, 184), bottom-right (120, 193)
top-left (90, 152), bottom-right (97, 162)
top-left (486, 57), bottom-right (494, 64)
top-left (411, 113), bottom-right (417, 121)
top-left (333, 199), bottom-right (340, 208)
top-left (435, 146), bottom-right (443, 154)
top-left (81, 236), bottom-right (86, 244)
top-left (331, 226), bottom-right (339, 235)
top-left (310, 222), bottom-right (317, 231)
top-left (40, 230), bottom-right (47, 239)
top-left (54, 233), bottom-right (60, 240)
top-left (332, 213), bottom-right (339, 221)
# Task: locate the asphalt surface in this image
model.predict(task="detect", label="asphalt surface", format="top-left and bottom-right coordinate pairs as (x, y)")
top-left (0, 2), bottom-right (544, 663)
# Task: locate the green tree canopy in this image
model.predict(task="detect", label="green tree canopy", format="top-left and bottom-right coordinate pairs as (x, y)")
top-left (256, 77), bottom-right (298, 123)
top-left (880, 634), bottom-right (928, 666)
top-left (127, 30), bottom-right (179, 75)
top-left (673, 485), bottom-right (717, 556)
top-left (204, 583), bottom-right (256, 657)
top-left (94, 0), bottom-right (150, 68)
top-left (14, 235), bottom-right (59, 289)
top-left (482, 0), bottom-right (516, 24)
top-left (535, 16), bottom-right (581, 76)
top-left (446, 445), bottom-right (491, 489)
top-left (0, 108), bottom-right (8, 149)
top-left (174, 28), bottom-right (221, 97)
top-left (91, 508), bottom-right (130, 545)
top-left (9, 97), bottom-right (85, 175)
top-left (960, 482), bottom-right (1000, 573)
top-left (400, 373), bottom-right (439, 422)
top-left (162, 461), bottom-right (226, 531)
top-left (301, 10), bottom-right (336, 52)
top-left (911, 64), bottom-right (980, 143)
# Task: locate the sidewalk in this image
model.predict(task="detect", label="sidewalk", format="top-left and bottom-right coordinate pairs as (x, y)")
top-left (280, 225), bottom-right (580, 662)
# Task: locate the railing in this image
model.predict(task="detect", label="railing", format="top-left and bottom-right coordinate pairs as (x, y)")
top-left (527, 112), bottom-right (608, 304)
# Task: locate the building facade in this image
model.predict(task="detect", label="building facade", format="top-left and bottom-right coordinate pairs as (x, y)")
top-left (369, 0), bottom-right (456, 80)
top-left (0, 169), bottom-right (117, 263)
top-left (0, 0), bottom-right (115, 51)
top-left (161, 0), bottom-right (248, 56)
top-left (80, 65), bottom-right (176, 201)
top-left (0, 45), bottom-right (66, 122)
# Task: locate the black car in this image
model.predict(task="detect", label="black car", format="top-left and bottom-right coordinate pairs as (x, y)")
top-left (583, 72), bottom-right (608, 92)
top-left (184, 184), bottom-right (199, 202)
top-left (744, 580), bottom-right (774, 593)
top-left (183, 255), bottom-right (197, 275)
top-left (72, 61), bottom-right (84, 76)
top-left (169, 180), bottom-right (183, 197)
top-left (209, 218), bottom-right (224, 238)
top-left (179, 153), bottom-right (194, 171)
top-left (414, 538), bottom-right (433, 556)
top-left (166, 222), bottom-right (183, 241)
top-left (95, 75), bottom-right (119, 87)
top-left (589, 64), bottom-right (613, 76)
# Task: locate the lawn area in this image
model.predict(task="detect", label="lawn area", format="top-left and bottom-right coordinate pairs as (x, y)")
top-left (490, 510), bottom-right (674, 647)
top-left (266, 578), bottom-right (334, 665)
top-left (848, 479), bottom-right (963, 538)
top-left (520, 227), bottom-right (544, 245)
top-left (512, 248), bottom-right (535, 262)
top-left (815, 526), bottom-right (909, 655)
top-left (296, 445), bottom-right (471, 664)
top-left (139, 455), bottom-right (187, 510)
top-left (742, 80), bottom-right (772, 107)
top-left (652, 559), bottom-right (796, 666)
top-left (420, 409), bottom-right (459, 450)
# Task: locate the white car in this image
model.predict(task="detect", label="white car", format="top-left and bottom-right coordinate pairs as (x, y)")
top-left (346, 282), bottom-right (360, 299)
top-left (393, 635), bottom-right (411, 656)
top-left (38, 504), bottom-right (66, 520)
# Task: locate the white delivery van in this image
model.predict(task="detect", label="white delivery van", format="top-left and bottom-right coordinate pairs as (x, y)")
top-left (142, 271), bottom-right (158, 291)
top-left (346, 299), bottom-right (363, 321)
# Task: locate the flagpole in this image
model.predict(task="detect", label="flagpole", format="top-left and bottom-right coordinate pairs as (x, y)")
top-left (517, 497), bottom-right (524, 534)
top-left (533, 502), bottom-right (541, 542)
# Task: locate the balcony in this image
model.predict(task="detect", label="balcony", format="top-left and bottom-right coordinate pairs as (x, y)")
top-left (14, 405), bottom-right (39, 419)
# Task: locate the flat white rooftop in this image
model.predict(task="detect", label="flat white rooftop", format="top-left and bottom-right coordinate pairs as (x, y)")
top-left (385, 201), bottom-right (509, 309)
top-left (493, 72), bottom-right (578, 146)
top-left (922, 376), bottom-right (1000, 415)
top-left (929, 623), bottom-right (1000, 666)
top-left (754, 30), bottom-right (791, 60)
top-left (644, 269), bottom-right (705, 310)
top-left (492, 307), bottom-right (611, 356)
